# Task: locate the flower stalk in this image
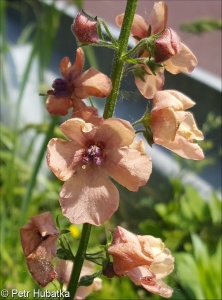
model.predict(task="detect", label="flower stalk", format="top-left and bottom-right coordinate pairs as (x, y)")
top-left (66, 223), bottom-right (92, 300)
top-left (103, 0), bottom-right (138, 119)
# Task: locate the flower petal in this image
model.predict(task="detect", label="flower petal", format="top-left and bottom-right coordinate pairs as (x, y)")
top-left (46, 95), bottom-right (72, 116)
top-left (137, 235), bottom-right (165, 258)
top-left (76, 278), bottom-right (102, 300)
top-left (128, 267), bottom-right (173, 298)
top-left (177, 112), bottom-right (204, 141)
top-left (60, 167), bottom-right (119, 225)
top-left (94, 118), bottom-right (135, 149)
top-left (131, 14), bottom-right (149, 38)
top-left (47, 138), bottom-right (83, 181)
top-left (71, 100), bottom-right (104, 126)
top-left (165, 43), bottom-right (198, 74)
top-left (130, 139), bottom-right (146, 153)
top-left (116, 14), bottom-right (148, 39)
top-left (150, 248), bottom-right (175, 279)
top-left (108, 227), bottom-right (153, 274)
top-left (131, 14), bottom-right (149, 39)
top-left (153, 90), bottom-right (195, 111)
top-left (135, 66), bottom-right (165, 99)
top-left (150, 108), bottom-right (178, 141)
top-left (30, 212), bottom-right (59, 238)
top-left (59, 57), bottom-right (72, 78)
top-left (20, 212), bottom-right (59, 287)
top-left (74, 68), bottom-right (112, 99)
top-left (111, 226), bottom-right (139, 245)
top-left (105, 148), bottom-right (152, 191)
top-left (25, 237), bottom-right (58, 287)
top-left (60, 118), bottom-right (96, 146)
top-left (67, 48), bottom-right (85, 80)
top-left (154, 135), bottom-right (204, 160)
top-left (148, 2), bottom-right (168, 34)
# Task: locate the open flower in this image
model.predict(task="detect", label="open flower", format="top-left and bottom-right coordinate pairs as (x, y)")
top-left (47, 118), bottom-right (152, 225)
top-left (20, 212), bottom-right (59, 287)
top-left (108, 226), bottom-right (174, 298)
top-left (150, 90), bottom-right (204, 160)
top-left (116, 2), bottom-right (197, 99)
top-left (46, 47), bottom-right (112, 115)
top-left (56, 259), bottom-right (102, 300)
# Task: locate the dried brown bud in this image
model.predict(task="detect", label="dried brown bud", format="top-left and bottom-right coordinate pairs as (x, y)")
top-left (154, 28), bottom-right (181, 63)
top-left (71, 12), bottom-right (99, 44)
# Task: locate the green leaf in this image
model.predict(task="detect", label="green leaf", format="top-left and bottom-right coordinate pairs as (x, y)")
top-left (213, 237), bottom-right (222, 271)
top-left (139, 219), bottom-right (163, 238)
top-left (55, 215), bottom-right (61, 229)
top-left (175, 252), bottom-right (205, 299)
top-left (125, 57), bottom-right (140, 65)
top-left (176, 235), bottom-right (222, 299)
top-left (191, 234), bottom-right (209, 264)
top-left (154, 203), bottom-right (167, 218)
top-left (163, 230), bottom-right (187, 251)
top-left (208, 193), bottom-right (222, 224)
top-left (56, 248), bottom-right (75, 261)
top-left (60, 229), bottom-right (70, 235)
top-left (183, 186), bottom-right (209, 222)
top-left (180, 18), bottom-right (222, 34)
top-left (17, 23), bottom-right (36, 44)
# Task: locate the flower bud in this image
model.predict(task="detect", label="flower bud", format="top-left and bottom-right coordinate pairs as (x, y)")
top-left (154, 28), bottom-right (181, 63)
top-left (102, 262), bottom-right (119, 278)
top-left (71, 12), bottom-right (99, 44)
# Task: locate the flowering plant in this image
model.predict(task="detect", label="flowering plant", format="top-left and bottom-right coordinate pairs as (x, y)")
top-left (19, 1), bottom-right (206, 299)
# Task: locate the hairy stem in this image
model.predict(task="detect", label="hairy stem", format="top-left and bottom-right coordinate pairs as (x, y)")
top-left (66, 223), bottom-right (92, 300)
top-left (103, 0), bottom-right (138, 119)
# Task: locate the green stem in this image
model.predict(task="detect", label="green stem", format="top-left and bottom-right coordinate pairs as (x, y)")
top-left (99, 19), bottom-right (118, 46)
top-left (122, 36), bottom-right (153, 59)
top-left (19, 116), bottom-right (58, 225)
top-left (103, 0), bottom-right (138, 119)
top-left (67, 223), bottom-right (92, 300)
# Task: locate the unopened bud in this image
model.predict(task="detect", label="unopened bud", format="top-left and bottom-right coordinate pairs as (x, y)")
top-left (103, 262), bottom-right (119, 279)
top-left (154, 28), bottom-right (181, 63)
top-left (71, 12), bottom-right (99, 44)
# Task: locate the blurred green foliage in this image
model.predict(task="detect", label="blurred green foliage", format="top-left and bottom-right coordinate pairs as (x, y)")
top-left (180, 18), bottom-right (222, 34)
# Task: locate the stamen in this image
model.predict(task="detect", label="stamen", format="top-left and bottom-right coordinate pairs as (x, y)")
top-left (47, 78), bottom-right (70, 96)
top-left (82, 144), bottom-right (103, 167)
top-left (141, 275), bottom-right (156, 286)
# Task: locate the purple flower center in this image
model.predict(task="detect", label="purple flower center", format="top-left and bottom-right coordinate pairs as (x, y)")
top-left (48, 78), bottom-right (70, 96)
top-left (82, 144), bottom-right (103, 167)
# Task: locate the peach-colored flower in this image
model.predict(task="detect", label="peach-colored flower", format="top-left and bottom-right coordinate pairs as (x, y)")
top-left (116, 2), bottom-right (197, 99)
top-left (46, 118), bottom-right (152, 225)
top-left (71, 12), bottom-right (99, 44)
top-left (150, 90), bottom-right (204, 160)
top-left (46, 47), bottom-right (112, 115)
top-left (20, 212), bottom-right (59, 287)
top-left (108, 226), bottom-right (174, 298)
top-left (56, 259), bottom-right (102, 300)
